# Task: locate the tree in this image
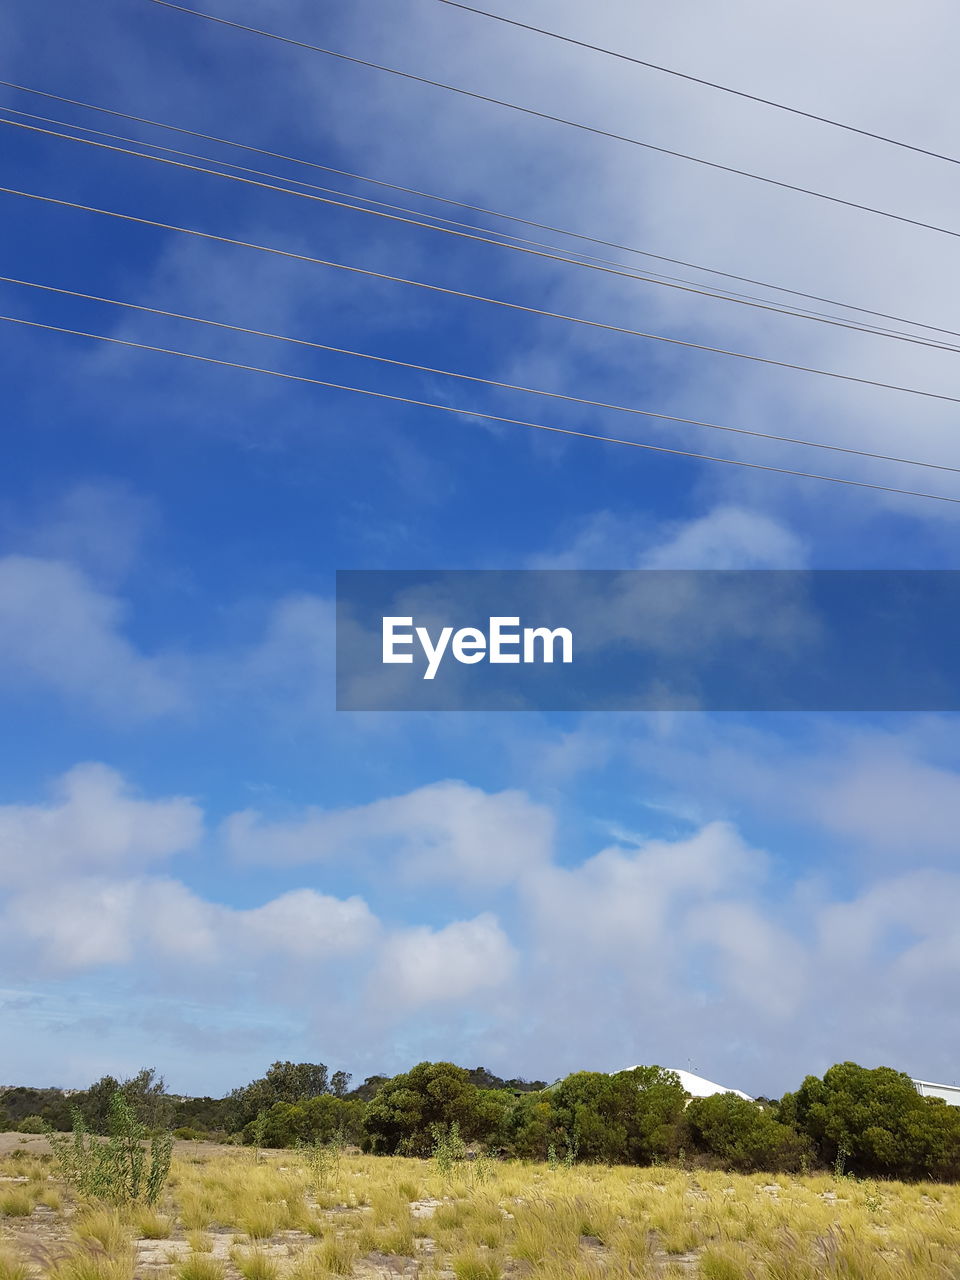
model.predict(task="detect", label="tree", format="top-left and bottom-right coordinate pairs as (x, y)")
top-left (246, 1095), bottom-right (365, 1148)
top-left (782, 1062), bottom-right (960, 1180)
top-left (80, 1075), bottom-right (122, 1133)
top-left (683, 1093), bottom-right (812, 1172)
top-left (362, 1062), bottom-right (512, 1156)
top-left (122, 1068), bottom-right (172, 1129)
top-left (466, 1067), bottom-right (547, 1093)
top-left (348, 1076), bottom-right (390, 1103)
top-left (507, 1093), bottom-right (562, 1160)
top-left (331, 1071), bottom-right (352, 1099)
top-left (81, 1069), bottom-right (171, 1133)
top-left (0, 1088), bottom-right (72, 1132)
top-left (229, 1061), bottom-right (331, 1129)
top-left (549, 1067), bottom-right (687, 1164)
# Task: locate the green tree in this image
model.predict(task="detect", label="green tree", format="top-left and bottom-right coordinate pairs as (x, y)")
top-left (683, 1093), bottom-right (812, 1172)
top-left (330, 1071), bottom-right (352, 1099)
top-left (121, 1068), bottom-right (172, 1130)
top-left (362, 1062), bottom-right (511, 1156)
top-left (81, 1069), bottom-right (170, 1133)
top-left (507, 1093), bottom-right (561, 1160)
top-left (80, 1075), bottom-right (122, 1133)
top-left (549, 1067), bottom-right (687, 1164)
top-left (245, 1095), bottom-right (365, 1148)
top-left (229, 1061), bottom-right (331, 1129)
top-left (782, 1062), bottom-right (960, 1179)
top-left (0, 1087), bottom-right (72, 1131)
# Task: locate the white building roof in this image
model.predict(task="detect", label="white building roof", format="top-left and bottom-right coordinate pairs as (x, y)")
top-left (913, 1079), bottom-right (960, 1106)
top-left (622, 1066), bottom-right (753, 1102)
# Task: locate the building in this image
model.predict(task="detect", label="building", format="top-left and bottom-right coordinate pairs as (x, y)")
top-left (912, 1079), bottom-right (960, 1107)
top-left (621, 1066), bottom-right (753, 1103)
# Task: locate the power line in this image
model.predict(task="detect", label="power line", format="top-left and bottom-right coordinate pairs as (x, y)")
top-left (3, 310), bottom-right (959, 505)
top-left (435, 0), bottom-right (960, 169)
top-left (4, 80), bottom-right (957, 343)
top-left (5, 183), bottom-right (960, 407)
top-left (6, 271), bottom-right (959, 475)
top-left (146, 0), bottom-right (960, 242)
top-left (3, 103), bottom-right (918, 343)
top-left (7, 110), bottom-right (960, 355)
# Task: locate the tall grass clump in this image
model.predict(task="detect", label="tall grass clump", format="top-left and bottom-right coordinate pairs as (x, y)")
top-left (231, 1249), bottom-right (281, 1280)
top-left (176, 1256), bottom-right (226, 1280)
top-left (48, 1244), bottom-right (135, 1280)
top-left (0, 1253), bottom-right (31, 1280)
top-left (0, 1187), bottom-right (35, 1217)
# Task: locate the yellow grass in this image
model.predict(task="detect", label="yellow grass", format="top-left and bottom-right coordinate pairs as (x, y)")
top-left (3, 1142), bottom-right (960, 1277)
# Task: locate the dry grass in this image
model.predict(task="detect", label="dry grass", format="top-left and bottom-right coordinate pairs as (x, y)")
top-left (3, 1141), bottom-right (960, 1277)
top-left (0, 1187), bottom-right (36, 1217)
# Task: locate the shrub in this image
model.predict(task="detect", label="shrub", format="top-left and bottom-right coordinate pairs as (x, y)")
top-left (17, 1115), bottom-right (45, 1134)
top-left (363, 1063), bottom-right (511, 1156)
top-left (47, 1091), bottom-right (172, 1206)
top-left (684, 1093), bottom-right (812, 1172)
top-left (547, 1067), bottom-right (687, 1164)
top-left (783, 1062), bottom-right (960, 1180)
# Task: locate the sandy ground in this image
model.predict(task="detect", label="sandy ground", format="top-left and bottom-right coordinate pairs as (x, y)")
top-left (0, 1132), bottom-right (240, 1158)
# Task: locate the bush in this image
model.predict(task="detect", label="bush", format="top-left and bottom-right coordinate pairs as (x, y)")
top-left (243, 1095), bottom-right (364, 1149)
top-left (782, 1062), bottom-right (960, 1180)
top-left (362, 1063), bottom-right (511, 1156)
top-left (47, 1091), bottom-right (172, 1205)
top-left (683, 1094), bottom-right (812, 1172)
top-left (547, 1067), bottom-right (687, 1165)
top-left (17, 1116), bottom-right (46, 1135)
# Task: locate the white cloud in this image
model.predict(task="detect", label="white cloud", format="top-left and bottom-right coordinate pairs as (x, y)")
top-left (0, 556), bottom-right (184, 720)
top-left (640, 507), bottom-right (809, 569)
top-left (523, 821), bottom-right (765, 961)
top-left (376, 913), bottom-right (516, 1007)
top-left (533, 505), bottom-right (809, 569)
top-left (3, 761), bottom-right (960, 1091)
top-left (812, 740), bottom-right (960, 856)
top-left (235, 889), bottom-right (379, 959)
top-left (0, 763), bottom-right (201, 890)
top-left (5, 483), bottom-right (158, 584)
top-left (222, 779), bottom-right (555, 888)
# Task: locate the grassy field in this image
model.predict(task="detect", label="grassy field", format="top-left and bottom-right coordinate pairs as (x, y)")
top-left (2, 1137), bottom-right (960, 1279)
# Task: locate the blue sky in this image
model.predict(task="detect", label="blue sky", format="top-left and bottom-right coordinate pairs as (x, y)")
top-left (1, 0), bottom-right (960, 1099)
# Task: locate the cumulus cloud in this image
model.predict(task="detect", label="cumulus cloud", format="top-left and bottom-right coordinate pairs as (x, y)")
top-left (533, 505), bottom-right (809, 569)
top-left (812, 740), bottom-right (960, 856)
top-left (0, 763), bottom-right (201, 890)
top-left (221, 779), bottom-right (555, 888)
top-left (0, 556), bottom-right (184, 720)
top-left (235, 889), bottom-right (379, 960)
top-left (375, 914), bottom-right (516, 1008)
top-left (3, 761), bottom-right (960, 1091)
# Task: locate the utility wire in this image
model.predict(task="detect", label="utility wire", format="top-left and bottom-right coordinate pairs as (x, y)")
top-left (3, 310), bottom-right (959, 505)
top-left (146, 0), bottom-right (960, 242)
top-left (435, 0), bottom-right (960, 169)
top-left (6, 271), bottom-right (959, 475)
top-left (6, 101), bottom-right (923, 343)
top-left (3, 79), bottom-right (957, 342)
top-left (7, 110), bottom-right (959, 355)
top-left (4, 182), bottom-right (960, 406)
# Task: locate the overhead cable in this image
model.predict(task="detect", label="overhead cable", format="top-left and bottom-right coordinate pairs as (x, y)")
top-left (145, 0), bottom-right (960, 242)
top-left (3, 310), bottom-right (959, 505)
top-left (4, 183), bottom-right (960, 406)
